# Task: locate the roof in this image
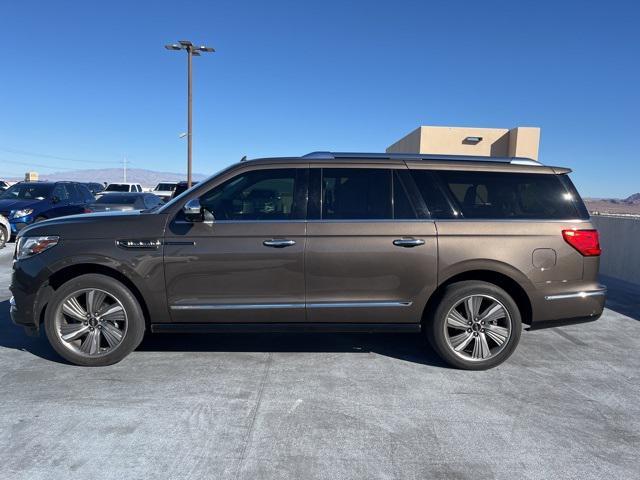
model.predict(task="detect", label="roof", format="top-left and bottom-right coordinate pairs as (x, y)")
top-left (301, 151), bottom-right (541, 166)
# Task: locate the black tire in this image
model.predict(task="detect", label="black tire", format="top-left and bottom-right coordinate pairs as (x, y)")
top-left (44, 274), bottom-right (145, 366)
top-left (0, 226), bottom-right (6, 249)
top-left (426, 280), bottom-right (522, 370)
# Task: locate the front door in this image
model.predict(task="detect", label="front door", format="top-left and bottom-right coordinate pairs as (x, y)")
top-left (164, 166), bottom-right (308, 323)
top-left (305, 166), bottom-right (438, 324)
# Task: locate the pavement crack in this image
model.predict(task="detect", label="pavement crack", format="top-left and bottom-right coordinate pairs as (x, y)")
top-left (234, 352), bottom-right (272, 480)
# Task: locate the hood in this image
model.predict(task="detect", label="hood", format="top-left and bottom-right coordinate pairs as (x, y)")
top-left (0, 198), bottom-right (43, 213)
top-left (88, 204), bottom-right (136, 212)
top-left (18, 210), bottom-right (169, 240)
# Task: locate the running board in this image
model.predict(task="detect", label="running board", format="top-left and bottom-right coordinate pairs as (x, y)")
top-left (150, 323), bottom-right (422, 334)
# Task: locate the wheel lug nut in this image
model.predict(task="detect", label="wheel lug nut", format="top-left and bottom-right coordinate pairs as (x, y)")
top-left (481, 321), bottom-right (485, 325)
top-left (90, 327), bottom-right (94, 331)
top-left (481, 328), bottom-right (485, 332)
top-left (467, 321), bottom-right (472, 325)
top-left (467, 328), bottom-right (472, 333)
top-left (473, 332), bottom-right (478, 337)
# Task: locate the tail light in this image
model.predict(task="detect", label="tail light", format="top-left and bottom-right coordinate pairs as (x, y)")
top-left (562, 229), bottom-right (601, 256)
top-left (83, 207), bottom-right (93, 213)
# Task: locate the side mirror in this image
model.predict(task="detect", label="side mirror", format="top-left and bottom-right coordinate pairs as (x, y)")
top-left (183, 198), bottom-right (204, 222)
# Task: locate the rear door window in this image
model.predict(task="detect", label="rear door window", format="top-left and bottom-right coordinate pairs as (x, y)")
top-left (431, 170), bottom-right (581, 219)
top-left (321, 168), bottom-right (391, 220)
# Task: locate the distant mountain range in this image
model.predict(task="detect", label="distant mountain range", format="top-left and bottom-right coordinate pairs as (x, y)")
top-left (6, 168), bottom-right (208, 188)
top-left (584, 193), bottom-right (640, 216)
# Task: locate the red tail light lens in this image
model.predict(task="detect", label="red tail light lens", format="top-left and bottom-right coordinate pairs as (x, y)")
top-left (562, 229), bottom-right (601, 256)
top-left (83, 208), bottom-right (93, 213)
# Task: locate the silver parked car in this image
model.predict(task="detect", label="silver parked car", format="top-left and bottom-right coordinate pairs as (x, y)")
top-left (0, 213), bottom-right (9, 248)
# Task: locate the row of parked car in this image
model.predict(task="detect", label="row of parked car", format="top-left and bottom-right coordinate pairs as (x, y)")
top-left (0, 180), bottom-right (192, 248)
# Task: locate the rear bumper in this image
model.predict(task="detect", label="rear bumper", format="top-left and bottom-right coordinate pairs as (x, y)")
top-left (532, 284), bottom-right (606, 324)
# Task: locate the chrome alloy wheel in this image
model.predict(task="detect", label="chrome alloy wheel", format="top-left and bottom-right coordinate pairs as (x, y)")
top-left (54, 288), bottom-right (128, 357)
top-left (443, 294), bottom-right (512, 362)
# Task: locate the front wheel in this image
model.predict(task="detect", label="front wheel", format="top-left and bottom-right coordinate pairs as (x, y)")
top-left (426, 281), bottom-right (522, 370)
top-left (0, 226), bottom-right (6, 248)
top-left (44, 274), bottom-right (145, 366)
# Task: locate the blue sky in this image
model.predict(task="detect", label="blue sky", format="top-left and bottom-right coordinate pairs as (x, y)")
top-left (0, 0), bottom-right (638, 197)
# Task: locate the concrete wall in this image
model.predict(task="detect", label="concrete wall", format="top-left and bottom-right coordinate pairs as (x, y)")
top-left (591, 215), bottom-right (640, 287)
top-left (508, 127), bottom-right (540, 160)
top-left (387, 125), bottom-right (540, 160)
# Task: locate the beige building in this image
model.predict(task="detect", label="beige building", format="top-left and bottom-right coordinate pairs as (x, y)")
top-left (387, 125), bottom-right (540, 161)
top-left (24, 171), bottom-right (39, 181)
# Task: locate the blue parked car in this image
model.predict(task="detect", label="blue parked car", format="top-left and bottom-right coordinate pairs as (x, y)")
top-left (0, 181), bottom-right (94, 237)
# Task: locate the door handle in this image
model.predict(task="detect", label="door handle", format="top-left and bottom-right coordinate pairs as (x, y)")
top-left (393, 238), bottom-right (425, 248)
top-left (263, 239), bottom-right (296, 248)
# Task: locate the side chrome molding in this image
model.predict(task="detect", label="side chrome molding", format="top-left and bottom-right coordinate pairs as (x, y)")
top-left (544, 287), bottom-right (607, 301)
top-left (170, 301), bottom-right (412, 311)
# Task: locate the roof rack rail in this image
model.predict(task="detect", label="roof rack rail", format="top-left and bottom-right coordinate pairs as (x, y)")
top-left (302, 151), bottom-right (542, 165)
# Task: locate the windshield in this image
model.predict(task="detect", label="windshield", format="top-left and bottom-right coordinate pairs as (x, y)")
top-left (105, 184), bottom-right (130, 192)
top-left (155, 183), bottom-right (176, 191)
top-left (94, 194), bottom-right (138, 205)
top-left (0, 183), bottom-right (53, 200)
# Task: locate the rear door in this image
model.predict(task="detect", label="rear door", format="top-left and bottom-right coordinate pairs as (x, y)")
top-left (49, 183), bottom-right (77, 218)
top-left (305, 164), bottom-right (438, 324)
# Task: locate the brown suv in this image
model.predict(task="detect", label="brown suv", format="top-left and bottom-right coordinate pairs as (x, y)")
top-left (9, 152), bottom-right (605, 369)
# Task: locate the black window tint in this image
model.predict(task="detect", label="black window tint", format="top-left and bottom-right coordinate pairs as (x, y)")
top-left (322, 169), bottom-right (391, 220)
top-left (52, 184), bottom-right (71, 202)
top-left (76, 184), bottom-right (93, 202)
top-left (393, 171), bottom-right (417, 219)
top-left (200, 169), bottom-right (301, 221)
top-left (435, 171), bottom-right (580, 219)
top-left (410, 170), bottom-right (457, 219)
top-left (558, 175), bottom-right (589, 220)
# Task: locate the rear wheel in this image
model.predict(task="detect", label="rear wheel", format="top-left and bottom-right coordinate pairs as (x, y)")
top-left (426, 281), bottom-right (521, 370)
top-left (0, 226), bottom-right (6, 248)
top-left (44, 274), bottom-right (145, 366)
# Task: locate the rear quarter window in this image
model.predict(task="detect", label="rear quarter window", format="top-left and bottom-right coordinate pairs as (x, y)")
top-left (429, 170), bottom-right (585, 220)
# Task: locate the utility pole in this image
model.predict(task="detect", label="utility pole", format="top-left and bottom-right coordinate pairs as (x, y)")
top-left (164, 40), bottom-right (215, 187)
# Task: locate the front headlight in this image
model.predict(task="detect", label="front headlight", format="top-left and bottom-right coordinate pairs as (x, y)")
top-left (11, 208), bottom-right (34, 219)
top-left (16, 236), bottom-right (59, 260)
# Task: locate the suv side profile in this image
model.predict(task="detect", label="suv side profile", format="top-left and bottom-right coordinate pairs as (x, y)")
top-left (9, 152), bottom-right (605, 369)
top-left (0, 181), bottom-right (94, 237)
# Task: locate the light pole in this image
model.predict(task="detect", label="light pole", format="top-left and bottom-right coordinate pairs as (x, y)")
top-left (165, 40), bottom-right (215, 187)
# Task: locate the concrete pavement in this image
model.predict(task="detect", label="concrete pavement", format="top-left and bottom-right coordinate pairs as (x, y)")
top-left (0, 243), bottom-right (638, 479)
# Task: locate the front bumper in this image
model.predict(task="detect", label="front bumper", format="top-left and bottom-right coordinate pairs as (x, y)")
top-left (9, 253), bottom-right (55, 333)
top-left (9, 215), bottom-right (34, 234)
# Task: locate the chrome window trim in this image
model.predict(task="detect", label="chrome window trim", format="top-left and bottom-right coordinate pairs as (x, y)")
top-left (544, 288), bottom-right (607, 301)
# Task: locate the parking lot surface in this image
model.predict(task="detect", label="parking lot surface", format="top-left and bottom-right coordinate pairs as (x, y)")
top-left (0, 243), bottom-right (638, 480)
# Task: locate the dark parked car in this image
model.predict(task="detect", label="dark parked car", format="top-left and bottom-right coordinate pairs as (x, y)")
top-left (0, 181), bottom-right (94, 236)
top-left (10, 152), bottom-right (605, 368)
top-left (171, 180), bottom-right (198, 199)
top-left (85, 192), bottom-right (163, 212)
top-left (0, 180), bottom-right (9, 192)
top-left (84, 182), bottom-right (105, 196)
